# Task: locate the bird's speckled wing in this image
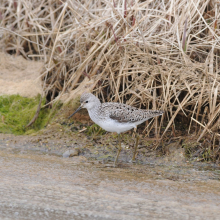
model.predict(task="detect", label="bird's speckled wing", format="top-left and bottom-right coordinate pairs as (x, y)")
top-left (101, 102), bottom-right (163, 123)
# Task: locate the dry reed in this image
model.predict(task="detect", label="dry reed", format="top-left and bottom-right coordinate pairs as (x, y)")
top-left (0, 0), bottom-right (220, 159)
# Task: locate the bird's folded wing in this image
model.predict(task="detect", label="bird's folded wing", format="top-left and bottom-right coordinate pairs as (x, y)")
top-left (108, 104), bottom-right (141, 123)
top-left (109, 113), bottom-right (131, 123)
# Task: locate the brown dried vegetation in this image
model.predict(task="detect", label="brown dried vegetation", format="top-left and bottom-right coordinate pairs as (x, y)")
top-left (0, 0), bottom-right (220, 161)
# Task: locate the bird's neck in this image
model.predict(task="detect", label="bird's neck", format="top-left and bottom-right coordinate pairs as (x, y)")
top-left (87, 102), bottom-right (101, 122)
top-left (88, 102), bottom-right (101, 113)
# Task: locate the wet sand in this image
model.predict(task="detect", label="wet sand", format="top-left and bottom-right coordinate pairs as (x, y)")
top-left (0, 143), bottom-right (220, 220)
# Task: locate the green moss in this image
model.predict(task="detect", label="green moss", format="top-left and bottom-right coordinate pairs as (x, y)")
top-left (0, 95), bottom-right (58, 135)
top-left (86, 124), bottom-right (106, 136)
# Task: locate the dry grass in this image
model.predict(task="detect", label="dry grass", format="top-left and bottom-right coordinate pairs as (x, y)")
top-left (0, 0), bottom-right (220, 160)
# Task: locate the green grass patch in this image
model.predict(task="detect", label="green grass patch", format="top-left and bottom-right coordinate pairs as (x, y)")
top-left (86, 124), bottom-right (106, 136)
top-left (0, 95), bottom-right (56, 135)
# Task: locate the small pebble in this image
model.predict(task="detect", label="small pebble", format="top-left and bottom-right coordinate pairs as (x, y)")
top-left (63, 149), bottom-right (79, 158)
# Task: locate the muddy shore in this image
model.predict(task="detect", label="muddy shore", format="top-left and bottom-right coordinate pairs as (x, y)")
top-left (0, 132), bottom-right (220, 219)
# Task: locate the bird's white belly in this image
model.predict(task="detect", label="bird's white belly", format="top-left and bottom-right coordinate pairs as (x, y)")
top-left (94, 118), bottom-right (136, 134)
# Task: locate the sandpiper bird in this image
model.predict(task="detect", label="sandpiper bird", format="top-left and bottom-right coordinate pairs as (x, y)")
top-left (69, 93), bottom-right (164, 166)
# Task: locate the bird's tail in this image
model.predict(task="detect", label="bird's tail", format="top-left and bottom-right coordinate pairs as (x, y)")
top-left (147, 110), bottom-right (164, 118)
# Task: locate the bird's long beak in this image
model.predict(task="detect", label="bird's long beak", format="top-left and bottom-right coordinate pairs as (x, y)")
top-left (68, 105), bottom-right (82, 119)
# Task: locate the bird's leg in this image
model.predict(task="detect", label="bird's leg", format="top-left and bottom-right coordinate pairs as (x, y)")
top-left (132, 128), bottom-right (139, 162)
top-left (114, 134), bottom-right (121, 166)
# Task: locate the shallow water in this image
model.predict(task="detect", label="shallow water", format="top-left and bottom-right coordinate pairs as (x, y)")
top-left (0, 146), bottom-right (220, 220)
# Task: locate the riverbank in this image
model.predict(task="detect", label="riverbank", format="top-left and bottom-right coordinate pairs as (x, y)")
top-left (0, 135), bottom-right (220, 219)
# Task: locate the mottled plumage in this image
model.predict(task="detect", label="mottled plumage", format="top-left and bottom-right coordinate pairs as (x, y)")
top-left (69, 92), bottom-right (164, 165)
top-left (103, 102), bottom-right (163, 123)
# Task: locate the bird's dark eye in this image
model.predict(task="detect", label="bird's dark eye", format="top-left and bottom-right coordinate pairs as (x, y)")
top-left (85, 101), bottom-right (88, 103)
